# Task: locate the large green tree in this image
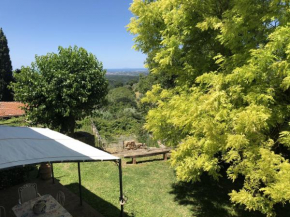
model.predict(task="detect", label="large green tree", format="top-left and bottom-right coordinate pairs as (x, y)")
top-left (11, 46), bottom-right (108, 134)
top-left (128, 0), bottom-right (290, 215)
top-left (0, 28), bottom-right (13, 101)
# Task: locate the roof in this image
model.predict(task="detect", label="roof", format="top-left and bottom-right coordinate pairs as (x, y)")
top-left (0, 102), bottom-right (25, 118)
top-left (0, 126), bottom-right (119, 170)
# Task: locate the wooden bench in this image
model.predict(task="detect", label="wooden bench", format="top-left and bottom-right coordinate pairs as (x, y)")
top-left (123, 148), bottom-right (171, 164)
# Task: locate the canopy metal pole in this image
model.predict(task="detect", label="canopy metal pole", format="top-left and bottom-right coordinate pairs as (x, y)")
top-left (51, 163), bottom-right (55, 184)
top-left (78, 162), bottom-right (83, 206)
top-left (118, 159), bottom-right (124, 217)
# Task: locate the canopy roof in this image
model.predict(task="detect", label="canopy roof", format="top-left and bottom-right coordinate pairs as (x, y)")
top-left (0, 126), bottom-right (119, 170)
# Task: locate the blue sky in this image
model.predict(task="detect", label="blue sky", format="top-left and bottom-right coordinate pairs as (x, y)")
top-left (0, 0), bottom-right (146, 70)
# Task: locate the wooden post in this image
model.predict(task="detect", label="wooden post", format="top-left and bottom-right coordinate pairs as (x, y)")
top-left (132, 157), bottom-right (137, 164)
top-left (163, 153), bottom-right (168, 161)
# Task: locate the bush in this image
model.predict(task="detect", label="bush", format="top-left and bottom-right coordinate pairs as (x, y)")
top-left (0, 166), bottom-right (36, 190)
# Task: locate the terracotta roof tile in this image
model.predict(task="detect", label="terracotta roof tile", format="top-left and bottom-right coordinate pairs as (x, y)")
top-left (0, 102), bottom-right (25, 118)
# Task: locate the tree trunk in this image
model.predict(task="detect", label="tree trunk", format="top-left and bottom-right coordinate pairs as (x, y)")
top-left (60, 115), bottom-right (76, 136)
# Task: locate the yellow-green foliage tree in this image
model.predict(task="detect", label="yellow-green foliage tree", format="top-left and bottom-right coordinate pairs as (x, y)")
top-left (128, 0), bottom-right (290, 215)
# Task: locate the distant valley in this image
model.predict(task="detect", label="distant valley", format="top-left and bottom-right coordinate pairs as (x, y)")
top-left (105, 68), bottom-right (149, 76)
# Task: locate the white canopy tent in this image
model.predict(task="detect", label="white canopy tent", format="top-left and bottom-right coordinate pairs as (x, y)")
top-left (0, 126), bottom-right (119, 168)
top-left (0, 126), bottom-right (124, 216)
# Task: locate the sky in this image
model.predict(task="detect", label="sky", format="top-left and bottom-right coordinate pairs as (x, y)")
top-left (0, 0), bottom-right (146, 70)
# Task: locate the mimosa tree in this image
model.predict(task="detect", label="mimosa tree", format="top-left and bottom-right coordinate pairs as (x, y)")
top-left (128, 0), bottom-right (290, 215)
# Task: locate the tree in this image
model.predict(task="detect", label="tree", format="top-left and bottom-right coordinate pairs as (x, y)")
top-left (11, 46), bottom-right (108, 134)
top-left (0, 28), bottom-right (13, 101)
top-left (128, 0), bottom-right (290, 215)
top-left (114, 81), bottom-right (124, 88)
top-left (107, 86), bottom-right (137, 109)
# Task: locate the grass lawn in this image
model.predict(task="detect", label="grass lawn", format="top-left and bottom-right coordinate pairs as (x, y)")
top-left (53, 158), bottom-right (192, 217)
top-left (53, 157), bottom-right (268, 217)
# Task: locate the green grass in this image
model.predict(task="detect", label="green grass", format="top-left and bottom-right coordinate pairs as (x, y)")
top-left (53, 157), bottom-right (271, 217)
top-left (53, 158), bottom-right (193, 217)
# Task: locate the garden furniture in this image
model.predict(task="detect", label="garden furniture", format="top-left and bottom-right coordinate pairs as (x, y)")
top-left (56, 191), bottom-right (65, 206)
top-left (18, 183), bottom-right (41, 204)
top-left (13, 194), bottom-right (72, 217)
top-left (124, 148), bottom-right (171, 164)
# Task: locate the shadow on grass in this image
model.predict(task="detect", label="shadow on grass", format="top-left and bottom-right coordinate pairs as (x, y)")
top-left (126, 158), bottom-right (165, 165)
top-left (125, 155), bottom-right (171, 165)
top-left (170, 173), bottom-right (266, 217)
top-left (65, 183), bottom-right (133, 217)
top-left (275, 202), bottom-right (290, 217)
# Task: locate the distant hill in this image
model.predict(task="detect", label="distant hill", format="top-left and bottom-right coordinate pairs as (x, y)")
top-left (105, 68), bottom-right (149, 76)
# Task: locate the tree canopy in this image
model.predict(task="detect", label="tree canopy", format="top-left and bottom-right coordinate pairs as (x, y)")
top-left (0, 28), bottom-right (13, 101)
top-left (108, 86), bottom-right (137, 108)
top-left (128, 0), bottom-right (290, 215)
top-left (11, 46), bottom-right (108, 134)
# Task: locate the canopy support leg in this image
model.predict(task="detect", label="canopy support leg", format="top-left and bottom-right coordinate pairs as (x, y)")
top-left (118, 159), bottom-right (124, 217)
top-left (78, 162), bottom-right (83, 206)
top-left (51, 163), bottom-right (55, 184)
